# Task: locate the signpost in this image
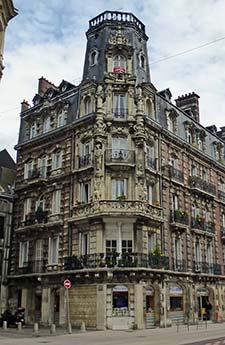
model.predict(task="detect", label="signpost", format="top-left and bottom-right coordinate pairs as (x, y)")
top-left (64, 279), bottom-right (72, 334)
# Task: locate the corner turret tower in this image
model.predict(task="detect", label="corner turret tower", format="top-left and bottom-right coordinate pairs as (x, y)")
top-left (82, 11), bottom-right (151, 84)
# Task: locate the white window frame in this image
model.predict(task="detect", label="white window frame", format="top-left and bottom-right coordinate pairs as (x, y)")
top-left (112, 179), bottom-right (127, 199)
top-left (52, 190), bottom-right (61, 214)
top-left (48, 237), bottom-right (59, 265)
top-left (38, 156), bottom-right (47, 178)
top-left (84, 97), bottom-right (92, 115)
top-left (35, 239), bottom-right (43, 261)
top-left (147, 185), bottom-right (153, 204)
top-left (24, 160), bottom-right (33, 179)
top-left (113, 55), bottom-right (126, 69)
top-left (80, 182), bottom-right (91, 203)
top-left (113, 93), bottom-right (127, 118)
top-left (78, 232), bottom-right (90, 255)
top-left (23, 198), bottom-right (31, 220)
top-left (52, 151), bottom-right (62, 170)
top-left (148, 232), bottom-right (157, 253)
top-left (19, 241), bottom-right (29, 267)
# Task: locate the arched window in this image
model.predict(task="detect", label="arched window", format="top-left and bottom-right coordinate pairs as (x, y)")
top-left (90, 50), bottom-right (97, 65)
top-left (113, 55), bottom-right (126, 70)
top-left (84, 96), bottom-right (92, 115)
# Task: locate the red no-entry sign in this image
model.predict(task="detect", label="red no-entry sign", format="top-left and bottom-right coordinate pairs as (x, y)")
top-left (64, 279), bottom-right (71, 289)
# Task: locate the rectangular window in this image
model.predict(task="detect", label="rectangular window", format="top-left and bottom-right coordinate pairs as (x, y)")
top-left (23, 198), bottom-right (31, 220)
top-left (122, 240), bottom-right (132, 253)
top-left (113, 94), bottom-right (127, 119)
top-left (106, 240), bottom-right (117, 253)
top-left (48, 237), bottom-right (59, 265)
top-left (112, 179), bottom-right (127, 199)
top-left (148, 232), bottom-right (157, 253)
top-left (79, 232), bottom-right (89, 255)
top-left (19, 241), bottom-right (29, 267)
top-left (24, 161), bottom-right (33, 179)
top-left (146, 145), bottom-right (155, 169)
top-left (80, 182), bottom-right (91, 203)
top-left (38, 157), bottom-right (47, 178)
top-left (174, 238), bottom-right (182, 261)
top-left (52, 151), bottom-right (62, 170)
top-left (172, 194), bottom-right (179, 210)
top-left (52, 190), bottom-right (61, 214)
top-left (147, 185), bottom-right (153, 204)
top-left (35, 239), bottom-right (43, 261)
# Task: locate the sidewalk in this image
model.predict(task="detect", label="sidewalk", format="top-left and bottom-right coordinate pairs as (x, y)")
top-left (0, 322), bottom-right (225, 344)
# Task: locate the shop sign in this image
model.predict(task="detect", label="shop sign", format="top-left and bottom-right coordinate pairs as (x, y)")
top-left (197, 288), bottom-right (209, 296)
top-left (169, 286), bottom-right (183, 295)
top-left (146, 287), bottom-right (154, 296)
top-left (113, 285), bottom-right (128, 292)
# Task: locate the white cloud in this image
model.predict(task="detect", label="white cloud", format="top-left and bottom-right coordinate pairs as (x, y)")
top-left (1, 0), bottom-right (225, 159)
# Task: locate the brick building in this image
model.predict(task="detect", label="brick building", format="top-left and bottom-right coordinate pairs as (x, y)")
top-left (8, 11), bottom-right (225, 329)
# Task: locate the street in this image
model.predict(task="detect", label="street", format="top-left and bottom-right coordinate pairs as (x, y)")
top-left (1, 323), bottom-right (225, 345)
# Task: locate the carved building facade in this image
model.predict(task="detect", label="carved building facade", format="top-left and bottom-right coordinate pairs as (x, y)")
top-left (0, 0), bottom-right (17, 80)
top-left (9, 11), bottom-right (225, 329)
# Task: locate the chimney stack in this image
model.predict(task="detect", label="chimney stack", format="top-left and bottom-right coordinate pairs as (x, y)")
top-left (38, 77), bottom-right (58, 96)
top-left (21, 100), bottom-right (30, 112)
top-left (175, 92), bottom-right (200, 122)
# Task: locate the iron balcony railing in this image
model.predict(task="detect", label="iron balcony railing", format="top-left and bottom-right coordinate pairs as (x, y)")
top-left (193, 261), bottom-right (221, 275)
top-left (218, 190), bottom-right (225, 203)
top-left (189, 176), bottom-right (216, 195)
top-left (105, 149), bottom-right (135, 164)
top-left (191, 217), bottom-right (215, 234)
top-left (169, 167), bottom-right (184, 183)
top-left (78, 154), bottom-right (92, 168)
top-left (64, 253), bottom-right (169, 270)
top-left (24, 210), bottom-right (48, 226)
top-left (172, 259), bottom-right (187, 272)
top-left (28, 166), bottom-right (47, 180)
top-left (112, 108), bottom-right (127, 119)
top-left (16, 260), bottom-right (47, 275)
top-left (170, 210), bottom-right (189, 225)
top-left (146, 156), bottom-right (157, 170)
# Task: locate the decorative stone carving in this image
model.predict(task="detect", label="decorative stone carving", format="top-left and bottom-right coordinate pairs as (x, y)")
top-left (95, 143), bottom-right (103, 172)
top-left (108, 28), bottom-right (130, 46)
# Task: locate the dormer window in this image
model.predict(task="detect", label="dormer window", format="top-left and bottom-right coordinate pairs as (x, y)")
top-left (113, 55), bottom-right (126, 73)
top-left (84, 96), bottom-right (92, 115)
top-left (146, 99), bottom-right (154, 118)
top-left (30, 122), bottom-right (37, 139)
top-left (186, 128), bottom-right (193, 144)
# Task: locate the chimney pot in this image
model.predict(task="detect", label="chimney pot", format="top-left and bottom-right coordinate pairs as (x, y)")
top-left (21, 100), bottom-right (30, 112)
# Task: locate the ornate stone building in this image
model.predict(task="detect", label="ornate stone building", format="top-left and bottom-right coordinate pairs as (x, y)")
top-left (0, 0), bottom-right (18, 80)
top-left (9, 11), bottom-right (225, 329)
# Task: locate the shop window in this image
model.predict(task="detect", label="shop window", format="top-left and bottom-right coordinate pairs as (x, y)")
top-left (146, 288), bottom-right (154, 312)
top-left (170, 296), bottom-right (183, 311)
top-left (112, 285), bottom-right (128, 316)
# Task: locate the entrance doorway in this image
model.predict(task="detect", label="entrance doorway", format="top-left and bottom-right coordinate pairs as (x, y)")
top-left (197, 288), bottom-right (212, 321)
top-left (145, 287), bottom-right (155, 328)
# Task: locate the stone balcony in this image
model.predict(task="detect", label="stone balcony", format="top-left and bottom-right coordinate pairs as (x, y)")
top-left (71, 200), bottom-right (163, 222)
top-left (105, 149), bottom-right (135, 165)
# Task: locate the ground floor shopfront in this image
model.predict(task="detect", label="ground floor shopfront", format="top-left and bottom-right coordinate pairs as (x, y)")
top-left (8, 271), bottom-right (225, 330)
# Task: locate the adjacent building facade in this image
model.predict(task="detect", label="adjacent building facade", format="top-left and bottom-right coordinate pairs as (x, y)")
top-left (0, 0), bottom-right (18, 80)
top-left (0, 149), bottom-right (16, 313)
top-left (8, 11), bottom-right (225, 329)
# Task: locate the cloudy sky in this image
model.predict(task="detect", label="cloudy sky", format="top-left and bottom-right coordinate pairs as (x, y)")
top-left (1, 0), bottom-right (225, 159)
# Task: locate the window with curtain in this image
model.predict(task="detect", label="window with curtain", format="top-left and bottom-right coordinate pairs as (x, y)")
top-left (48, 237), bottom-right (59, 264)
top-left (112, 179), bottom-right (127, 199)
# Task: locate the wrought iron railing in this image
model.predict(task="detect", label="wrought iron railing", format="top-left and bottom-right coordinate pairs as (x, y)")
top-left (169, 167), bottom-right (184, 183)
top-left (24, 210), bottom-right (48, 226)
top-left (112, 108), bottom-right (127, 119)
top-left (64, 253), bottom-right (169, 270)
top-left (172, 259), bottom-right (187, 272)
top-left (28, 166), bottom-right (47, 179)
top-left (105, 149), bottom-right (135, 164)
top-left (191, 217), bottom-right (215, 233)
top-left (78, 154), bottom-right (92, 168)
top-left (16, 260), bottom-right (47, 275)
top-left (193, 261), bottom-right (221, 275)
top-left (189, 176), bottom-right (216, 195)
top-left (170, 210), bottom-right (189, 225)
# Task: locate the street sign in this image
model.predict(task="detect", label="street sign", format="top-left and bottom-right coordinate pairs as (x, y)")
top-left (64, 279), bottom-right (71, 289)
